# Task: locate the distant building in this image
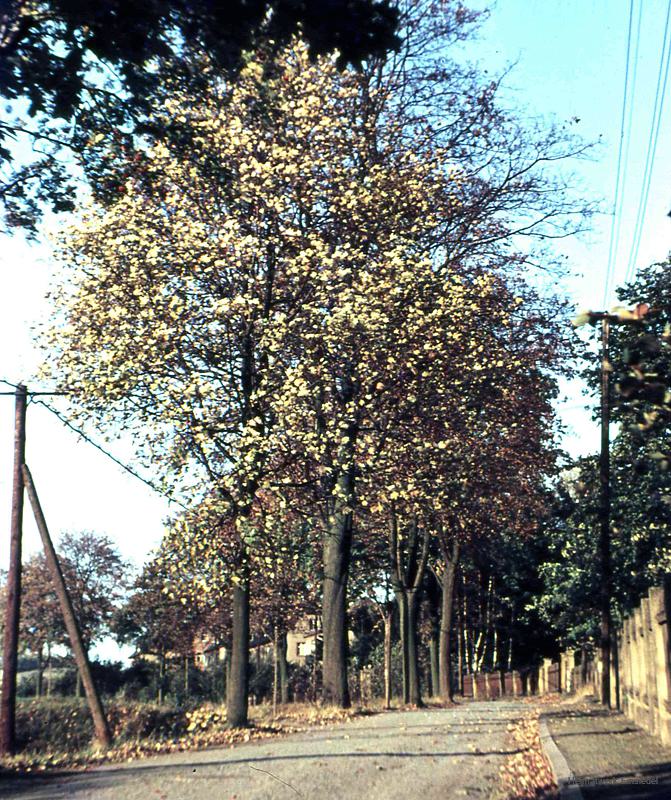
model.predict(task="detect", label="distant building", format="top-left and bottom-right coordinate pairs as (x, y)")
top-left (286, 616), bottom-right (321, 665)
top-left (192, 616), bottom-right (322, 668)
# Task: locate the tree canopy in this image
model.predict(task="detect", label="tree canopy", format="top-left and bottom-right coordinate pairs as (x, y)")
top-left (0, 0), bottom-right (400, 232)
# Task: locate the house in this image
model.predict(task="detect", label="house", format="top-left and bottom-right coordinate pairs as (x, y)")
top-left (192, 615), bottom-right (322, 668)
top-left (286, 615), bottom-right (321, 666)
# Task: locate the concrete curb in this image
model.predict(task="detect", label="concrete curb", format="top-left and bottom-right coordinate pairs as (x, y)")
top-left (539, 714), bottom-right (584, 800)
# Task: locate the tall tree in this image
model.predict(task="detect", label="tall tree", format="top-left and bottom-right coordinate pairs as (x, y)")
top-left (45, 2), bottom-right (589, 714)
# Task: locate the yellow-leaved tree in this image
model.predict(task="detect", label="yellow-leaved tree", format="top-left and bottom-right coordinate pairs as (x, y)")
top-left (45, 2), bottom-right (586, 716)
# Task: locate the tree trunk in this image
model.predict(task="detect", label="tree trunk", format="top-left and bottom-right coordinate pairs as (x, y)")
top-left (322, 478), bottom-right (353, 707)
top-left (456, 615), bottom-right (463, 696)
top-left (458, 572), bottom-right (466, 691)
top-left (278, 631), bottom-right (289, 704)
top-left (383, 613), bottom-right (392, 709)
top-left (76, 669), bottom-right (82, 699)
top-left (46, 643), bottom-right (52, 698)
top-left (227, 579), bottom-right (249, 727)
top-left (158, 652), bottom-right (165, 705)
top-left (396, 591), bottom-right (409, 704)
top-left (273, 627), bottom-right (279, 717)
top-left (507, 604), bottom-right (515, 671)
top-left (406, 592), bottom-right (423, 707)
top-left (36, 649), bottom-right (44, 699)
top-left (439, 540), bottom-right (460, 700)
top-left (389, 511), bottom-right (430, 707)
top-left (184, 654), bottom-right (189, 698)
top-left (424, 572), bottom-right (441, 698)
top-left (474, 576), bottom-right (494, 672)
top-left (429, 630), bottom-right (439, 698)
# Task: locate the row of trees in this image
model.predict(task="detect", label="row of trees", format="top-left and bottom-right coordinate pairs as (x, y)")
top-left (3, 523), bottom-right (555, 708)
top-left (38, 1), bottom-right (588, 725)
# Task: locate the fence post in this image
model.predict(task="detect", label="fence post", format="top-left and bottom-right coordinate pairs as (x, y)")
top-left (629, 609), bottom-right (638, 722)
top-left (642, 597), bottom-right (659, 735)
top-left (634, 606), bottom-right (646, 725)
top-left (653, 581), bottom-right (671, 745)
top-left (621, 617), bottom-right (631, 716)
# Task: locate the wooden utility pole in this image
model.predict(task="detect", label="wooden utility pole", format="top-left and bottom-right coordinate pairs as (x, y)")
top-left (598, 316), bottom-right (613, 708)
top-left (22, 464), bottom-right (112, 747)
top-left (0, 384), bottom-right (27, 755)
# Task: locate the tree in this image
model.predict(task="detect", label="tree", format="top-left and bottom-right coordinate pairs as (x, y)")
top-left (45, 1), bottom-right (589, 715)
top-left (114, 558), bottom-right (204, 703)
top-left (18, 555), bottom-right (64, 696)
top-left (0, 557), bottom-right (64, 697)
top-left (267, 0), bottom-right (587, 706)
top-left (58, 530), bottom-right (127, 651)
top-left (44, 35), bottom-right (468, 715)
top-left (0, 0), bottom-right (400, 233)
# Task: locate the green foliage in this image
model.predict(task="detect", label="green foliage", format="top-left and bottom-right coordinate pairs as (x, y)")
top-left (534, 448), bottom-right (671, 647)
top-left (367, 640), bottom-right (404, 698)
top-left (1, 0), bottom-right (400, 233)
top-left (534, 462), bottom-right (602, 648)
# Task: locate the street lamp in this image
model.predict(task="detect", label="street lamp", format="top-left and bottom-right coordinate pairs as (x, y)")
top-left (572, 303), bottom-right (649, 708)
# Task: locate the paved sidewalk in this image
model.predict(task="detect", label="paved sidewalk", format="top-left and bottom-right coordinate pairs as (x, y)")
top-left (543, 698), bottom-right (671, 799)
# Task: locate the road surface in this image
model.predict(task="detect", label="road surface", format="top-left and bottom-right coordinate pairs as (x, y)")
top-left (0, 701), bottom-right (525, 800)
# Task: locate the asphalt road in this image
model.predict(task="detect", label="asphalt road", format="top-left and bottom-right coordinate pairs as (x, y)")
top-left (0, 701), bottom-right (525, 800)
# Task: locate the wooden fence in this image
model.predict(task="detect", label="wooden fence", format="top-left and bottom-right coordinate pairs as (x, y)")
top-left (460, 664), bottom-right (547, 700)
top-left (459, 577), bottom-right (671, 750)
top-left (616, 579), bottom-right (671, 745)
top-left (556, 578), bottom-right (671, 747)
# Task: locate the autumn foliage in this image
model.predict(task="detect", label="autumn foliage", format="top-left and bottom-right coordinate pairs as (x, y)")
top-left (38, 0), bottom-right (584, 733)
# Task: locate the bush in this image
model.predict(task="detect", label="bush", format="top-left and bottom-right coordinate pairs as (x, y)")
top-left (249, 660), bottom-right (273, 703)
top-left (367, 640), bottom-right (403, 699)
top-left (290, 659), bottom-right (320, 702)
top-left (15, 697), bottom-right (190, 753)
top-left (16, 698), bottom-right (93, 752)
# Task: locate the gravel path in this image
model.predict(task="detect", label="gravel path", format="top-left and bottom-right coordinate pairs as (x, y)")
top-left (0, 701), bottom-right (525, 800)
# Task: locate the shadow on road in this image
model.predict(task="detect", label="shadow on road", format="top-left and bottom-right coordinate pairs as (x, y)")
top-left (0, 745), bottom-right (525, 798)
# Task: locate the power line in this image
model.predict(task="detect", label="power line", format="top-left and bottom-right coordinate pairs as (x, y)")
top-left (613, 0), bottom-right (644, 293)
top-left (623, 0), bottom-right (671, 287)
top-left (603, 0), bottom-right (637, 308)
top-left (31, 398), bottom-right (189, 511)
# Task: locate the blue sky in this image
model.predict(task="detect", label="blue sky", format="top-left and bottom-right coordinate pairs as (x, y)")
top-left (462, 0), bottom-right (671, 452)
top-left (1, 0), bottom-right (670, 606)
